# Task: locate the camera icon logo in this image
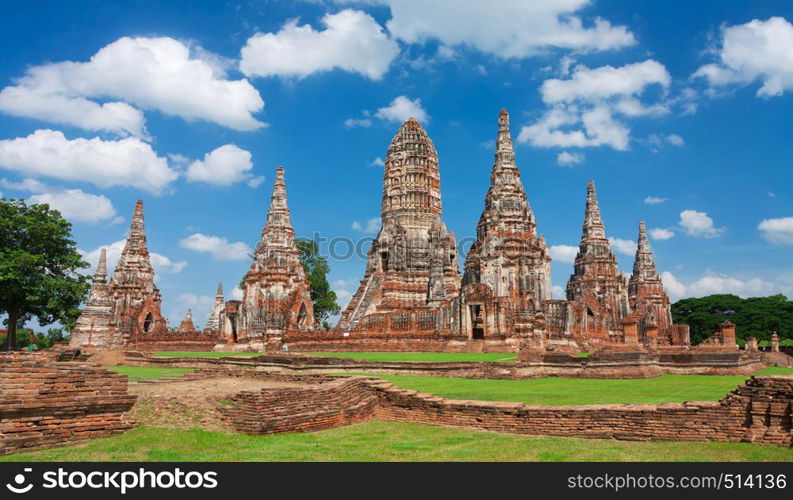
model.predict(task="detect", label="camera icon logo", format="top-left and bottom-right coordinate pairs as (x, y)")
top-left (6, 468), bottom-right (34, 494)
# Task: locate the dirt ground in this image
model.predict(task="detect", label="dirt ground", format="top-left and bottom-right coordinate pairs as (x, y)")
top-left (128, 377), bottom-right (308, 432)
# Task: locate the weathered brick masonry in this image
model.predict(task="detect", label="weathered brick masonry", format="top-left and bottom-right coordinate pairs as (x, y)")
top-left (0, 353), bottom-right (136, 454)
top-left (215, 370), bottom-right (792, 447)
top-left (222, 378), bottom-right (377, 435)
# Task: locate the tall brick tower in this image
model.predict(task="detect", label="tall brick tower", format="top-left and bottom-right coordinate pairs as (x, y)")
top-left (71, 200), bottom-right (168, 349)
top-left (462, 109), bottom-right (552, 339)
top-left (565, 181), bottom-right (629, 339)
top-left (204, 282), bottom-right (224, 333)
top-left (70, 248), bottom-right (116, 348)
top-left (338, 118), bottom-right (460, 332)
top-left (628, 220), bottom-right (674, 341)
top-left (233, 166), bottom-right (316, 344)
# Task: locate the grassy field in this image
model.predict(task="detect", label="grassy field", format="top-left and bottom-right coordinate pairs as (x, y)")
top-left (154, 352), bottom-right (262, 358)
top-left (107, 365), bottom-right (194, 381)
top-left (346, 366), bottom-right (793, 406)
top-left (2, 422), bottom-right (791, 462)
top-left (306, 352), bottom-right (517, 363)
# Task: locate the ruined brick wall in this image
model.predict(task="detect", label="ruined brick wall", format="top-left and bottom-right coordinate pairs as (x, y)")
top-left (0, 353), bottom-right (137, 454)
top-left (222, 378), bottom-right (377, 435)
top-left (283, 332), bottom-right (512, 352)
top-left (368, 376), bottom-right (792, 447)
top-left (127, 332), bottom-right (221, 351)
top-left (216, 372), bottom-right (791, 447)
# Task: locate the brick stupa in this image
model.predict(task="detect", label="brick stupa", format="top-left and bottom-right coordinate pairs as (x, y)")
top-left (565, 181), bottom-right (630, 341)
top-left (462, 109), bottom-right (552, 339)
top-left (228, 166), bottom-right (316, 344)
top-left (71, 200), bottom-right (167, 349)
top-left (337, 118), bottom-right (460, 332)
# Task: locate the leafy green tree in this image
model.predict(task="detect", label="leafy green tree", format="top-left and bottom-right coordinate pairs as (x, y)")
top-left (671, 294), bottom-right (793, 345)
top-left (296, 238), bottom-right (340, 325)
top-left (0, 198), bottom-right (90, 350)
top-left (35, 327), bottom-right (67, 350)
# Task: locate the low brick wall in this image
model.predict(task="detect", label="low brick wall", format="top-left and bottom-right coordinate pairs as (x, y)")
top-left (0, 353), bottom-right (137, 454)
top-left (221, 377), bottom-right (378, 435)
top-left (368, 375), bottom-right (792, 447)
top-left (122, 348), bottom-right (765, 380)
top-left (127, 336), bottom-right (220, 352)
top-left (217, 373), bottom-right (792, 447)
top-left (283, 336), bottom-right (514, 353)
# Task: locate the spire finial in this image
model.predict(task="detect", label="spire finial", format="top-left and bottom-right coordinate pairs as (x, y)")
top-left (638, 220), bottom-right (649, 252)
top-left (216, 281), bottom-right (223, 298)
top-left (186, 309), bottom-right (192, 320)
top-left (257, 166), bottom-right (296, 256)
top-left (266, 166), bottom-right (290, 227)
top-left (582, 180), bottom-right (605, 240)
top-left (94, 247), bottom-right (108, 283)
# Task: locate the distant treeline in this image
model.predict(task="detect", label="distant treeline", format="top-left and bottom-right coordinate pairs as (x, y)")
top-left (671, 294), bottom-right (793, 345)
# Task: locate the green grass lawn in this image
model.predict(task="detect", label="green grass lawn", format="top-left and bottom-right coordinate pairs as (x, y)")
top-left (107, 365), bottom-right (194, 381)
top-left (154, 351), bottom-right (262, 358)
top-left (2, 422), bottom-right (790, 462)
top-left (306, 351), bottom-right (517, 363)
top-left (347, 367), bottom-right (793, 406)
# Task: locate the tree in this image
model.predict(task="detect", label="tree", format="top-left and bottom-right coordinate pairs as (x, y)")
top-left (296, 238), bottom-right (340, 327)
top-left (0, 198), bottom-right (90, 350)
top-left (671, 294), bottom-right (793, 345)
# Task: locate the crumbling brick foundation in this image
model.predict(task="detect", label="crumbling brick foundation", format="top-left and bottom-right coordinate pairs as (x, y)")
top-left (219, 372), bottom-right (792, 447)
top-left (0, 353), bottom-right (137, 455)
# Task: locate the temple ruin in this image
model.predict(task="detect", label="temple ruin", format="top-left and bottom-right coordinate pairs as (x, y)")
top-left (336, 117), bottom-right (460, 336)
top-left (214, 166), bottom-right (317, 349)
top-left (70, 110), bottom-right (709, 355)
top-left (460, 109), bottom-right (552, 344)
top-left (70, 200), bottom-right (168, 349)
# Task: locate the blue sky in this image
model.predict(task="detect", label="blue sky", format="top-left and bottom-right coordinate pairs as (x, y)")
top-left (1, 0), bottom-right (791, 328)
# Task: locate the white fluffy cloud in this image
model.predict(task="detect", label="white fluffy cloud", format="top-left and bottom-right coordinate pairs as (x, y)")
top-left (169, 293), bottom-right (215, 328)
top-left (551, 284), bottom-right (566, 299)
top-left (179, 233), bottom-right (252, 261)
top-left (230, 286), bottom-right (244, 300)
top-left (660, 270), bottom-right (791, 301)
top-left (666, 134), bottom-right (684, 146)
top-left (185, 144), bottom-right (257, 187)
top-left (30, 190), bottom-right (119, 225)
top-left (375, 96), bottom-right (428, 123)
top-left (0, 177), bottom-right (121, 225)
top-left (383, 0), bottom-right (634, 57)
top-left (758, 217), bottom-right (793, 245)
top-left (540, 60), bottom-right (670, 104)
top-left (694, 17), bottom-right (793, 97)
top-left (518, 60), bottom-right (670, 151)
top-left (352, 217), bottom-right (381, 234)
top-left (679, 209), bottom-right (724, 238)
top-left (0, 37), bottom-right (265, 134)
top-left (0, 130), bottom-right (178, 194)
top-left (550, 244), bottom-right (578, 263)
top-left (556, 151), bottom-right (584, 166)
top-left (649, 228), bottom-right (675, 240)
top-left (332, 278), bottom-right (356, 309)
top-left (0, 87), bottom-right (146, 137)
top-left (344, 118), bottom-right (373, 128)
top-left (644, 195), bottom-right (668, 204)
top-left (81, 239), bottom-right (187, 276)
top-left (240, 10), bottom-right (399, 80)
top-left (609, 237), bottom-right (637, 256)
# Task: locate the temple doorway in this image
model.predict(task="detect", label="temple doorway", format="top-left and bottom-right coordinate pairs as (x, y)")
top-left (230, 317), bottom-right (238, 343)
top-left (143, 312), bottom-right (153, 333)
top-left (470, 304), bottom-right (484, 339)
